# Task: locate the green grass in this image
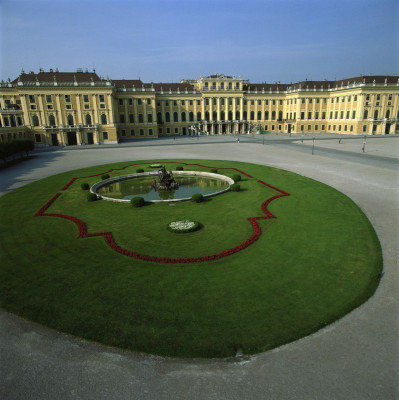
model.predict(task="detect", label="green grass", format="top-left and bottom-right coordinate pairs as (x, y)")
top-left (0, 159), bottom-right (382, 358)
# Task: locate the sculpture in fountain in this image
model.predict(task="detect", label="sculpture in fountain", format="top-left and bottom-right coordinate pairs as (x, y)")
top-left (152, 166), bottom-right (179, 191)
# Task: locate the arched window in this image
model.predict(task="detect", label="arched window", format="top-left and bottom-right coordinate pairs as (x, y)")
top-left (85, 114), bottom-right (92, 125)
top-left (212, 111), bottom-right (217, 121)
top-left (243, 111), bottom-right (247, 120)
top-left (32, 115), bottom-right (39, 127)
top-left (228, 111), bottom-right (233, 120)
top-left (181, 112), bottom-right (186, 122)
top-left (236, 111), bottom-right (240, 120)
top-left (173, 112), bottom-right (178, 122)
top-left (49, 114), bottom-right (56, 126)
top-left (265, 111), bottom-right (269, 120)
top-left (205, 111), bottom-right (210, 121)
top-left (101, 114), bottom-right (107, 125)
top-left (374, 110), bottom-right (378, 120)
top-left (272, 111), bottom-right (276, 120)
top-left (257, 111), bottom-right (262, 120)
top-left (250, 111), bottom-right (255, 120)
top-left (278, 111), bottom-right (283, 121)
top-left (189, 112), bottom-right (194, 122)
top-left (157, 112), bottom-right (162, 122)
top-left (197, 111), bottom-right (201, 121)
top-left (363, 110), bottom-right (368, 119)
top-left (386, 109), bottom-right (390, 119)
top-left (220, 111), bottom-right (225, 121)
top-left (165, 112), bottom-right (170, 122)
top-left (67, 114), bottom-right (74, 126)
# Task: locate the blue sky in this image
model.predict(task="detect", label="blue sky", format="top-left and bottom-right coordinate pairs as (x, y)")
top-left (0, 0), bottom-right (398, 83)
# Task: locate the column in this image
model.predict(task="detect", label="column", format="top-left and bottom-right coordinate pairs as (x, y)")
top-left (55, 94), bottom-right (63, 126)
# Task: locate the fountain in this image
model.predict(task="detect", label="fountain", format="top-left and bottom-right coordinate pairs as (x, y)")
top-left (152, 166), bottom-right (179, 191)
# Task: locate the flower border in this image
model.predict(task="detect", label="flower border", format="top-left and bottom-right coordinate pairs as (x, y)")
top-left (35, 162), bottom-right (290, 263)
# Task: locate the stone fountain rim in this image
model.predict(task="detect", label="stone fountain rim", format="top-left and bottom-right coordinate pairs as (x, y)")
top-left (90, 171), bottom-right (235, 203)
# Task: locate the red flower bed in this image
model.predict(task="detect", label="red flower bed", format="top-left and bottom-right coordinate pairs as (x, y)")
top-left (35, 162), bottom-right (290, 263)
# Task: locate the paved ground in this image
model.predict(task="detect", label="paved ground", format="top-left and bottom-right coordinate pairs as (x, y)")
top-left (1, 134), bottom-right (398, 400)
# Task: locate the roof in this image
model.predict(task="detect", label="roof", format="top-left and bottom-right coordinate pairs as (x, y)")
top-left (13, 70), bottom-right (102, 84)
top-left (112, 79), bottom-right (144, 89)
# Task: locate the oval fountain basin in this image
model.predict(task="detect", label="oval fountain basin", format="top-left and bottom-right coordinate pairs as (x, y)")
top-left (91, 171), bottom-right (235, 203)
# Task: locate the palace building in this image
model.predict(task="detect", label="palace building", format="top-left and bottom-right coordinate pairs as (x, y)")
top-left (0, 69), bottom-right (398, 146)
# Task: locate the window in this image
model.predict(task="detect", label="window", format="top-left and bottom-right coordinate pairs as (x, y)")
top-left (129, 114), bottom-right (134, 123)
top-left (350, 126), bottom-right (353, 132)
top-left (300, 112), bottom-right (305, 119)
top-left (138, 99), bottom-right (142, 105)
top-left (181, 112), bottom-right (186, 122)
top-left (205, 111), bottom-right (210, 120)
top-left (140, 129), bottom-right (144, 136)
top-left (315, 112), bottom-right (319, 119)
top-left (66, 104), bottom-right (72, 110)
top-left (221, 98), bottom-right (225, 106)
top-left (272, 100), bottom-right (276, 105)
top-left (130, 129), bottom-right (135, 136)
top-left (47, 104), bottom-right (53, 110)
top-left (3, 116), bottom-right (9, 126)
top-left (101, 114), bottom-right (107, 124)
top-left (385, 110), bottom-right (390, 119)
top-left (335, 111), bottom-right (338, 119)
top-left (363, 110), bottom-right (368, 119)
top-left (316, 98), bottom-right (320, 104)
top-left (251, 100), bottom-right (254, 106)
top-left (243, 111), bottom-right (247, 120)
top-left (250, 111), bottom-right (255, 120)
top-left (363, 125), bottom-right (367, 132)
top-left (257, 111), bottom-right (262, 120)
top-left (228, 111), bottom-right (233, 120)
top-left (139, 114), bottom-right (143, 123)
top-left (173, 112), bottom-right (178, 122)
top-left (147, 99), bottom-right (151, 105)
top-left (46, 95), bottom-right (52, 103)
top-left (165, 100), bottom-right (169, 106)
top-left (83, 95), bottom-right (89, 102)
top-left (331, 98), bottom-right (334, 104)
top-left (272, 111), bottom-right (276, 120)
top-left (157, 112), bottom-right (162, 122)
top-left (352, 111), bottom-right (356, 119)
top-left (158, 128), bottom-right (163, 134)
top-left (174, 100), bottom-right (177, 106)
top-left (265, 100), bottom-right (269, 105)
top-left (197, 111), bottom-right (201, 120)
top-left (103, 131), bottom-right (108, 140)
top-left (228, 98), bottom-right (233, 106)
top-left (376, 94), bottom-right (380, 101)
top-left (205, 98), bottom-right (209, 106)
top-left (366, 94), bottom-right (370, 101)
top-left (65, 95), bottom-right (71, 103)
top-left (29, 95), bottom-right (35, 103)
top-left (244, 100), bottom-right (247, 106)
top-left (236, 99), bottom-right (240, 105)
top-left (166, 128), bottom-right (170, 134)
top-left (85, 114), bottom-right (92, 125)
top-left (309, 98), bottom-right (312, 104)
top-left (189, 100), bottom-right (193, 106)
top-left (120, 114), bottom-right (125, 123)
top-left (213, 111), bottom-right (217, 120)
top-left (348, 96), bottom-right (351, 102)
top-left (30, 105), bottom-right (37, 110)
top-left (32, 115), bottom-right (39, 126)
top-left (100, 104), bottom-right (105, 109)
top-left (189, 112), bottom-right (194, 122)
top-left (308, 112), bottom-right (312, 119)
top-left (344, 125), bottom-right (347, 131)
top-left (340, 111), bottom-right (344, 119)
top-left (148, 114), bottom-right (153, 123)
top-left (165, 112), bottom-right (170, 122)
top-left (354, 95), bottom-right (357, 101)
top-left (301, 98), bottom-right (305, 104)
top-left (213, 98), bottom-right (217, 106)
top-left (119, 99), bottom-right (123, 105)
top-left (315, 125), bottom-right (319, 130)
top-left (346, 111), bottom-right (350, 119)
top-left (212, 82), bottom-right (216, 89)
top-left (67, 114), bottom-right (74, 126)
top-left (35, 134), bottom-right (41, 142)
top-left (49, 115), bottom-right (56, 126)
top-left (121, 130), bottom-right (126, 136)
top-left (236, 111), bottom-right (240, 120)
top-left (204, 82), bottom-right (209, 89)
top-left (220, 82), bottom-right (224, 89)
top-left (374, 110), bottom-right (378, 119)
top-left (197, 100), bottom-right (201, 105)
top-left (149, 128), bottom-right (153, 135)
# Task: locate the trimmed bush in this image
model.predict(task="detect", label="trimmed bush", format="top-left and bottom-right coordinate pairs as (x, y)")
top-left (81, 183), bottom-right (90, 190)
top-left (87, 193), bottom-right (98, 202)
top-left (101, 174), bottom-right (110, 180)
top-left (230, 183), bottom-right (241, 192)
top-left (176, 166), bottom-right (184, 171)
top-left (136, 168), bottom-right (144, 173)
top-left (232, 174), bottom-right (242, 183)
top-left (131, 197), bottom-right (145, 208)
top-left (210, 168), bottom-right (218, 173)
top-left (191, 193), bottom-right (203, 203)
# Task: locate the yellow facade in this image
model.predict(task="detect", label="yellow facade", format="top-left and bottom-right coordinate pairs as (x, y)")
top-left (1, 70), bottom-right (398, 145)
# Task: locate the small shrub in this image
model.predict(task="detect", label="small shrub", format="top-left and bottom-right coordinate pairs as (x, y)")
top-left (131, 197), bottom-right (145, 208)
top-left (136, 168), bottom-right (144, 173)
top-left (210, 168), bottom-right (218, 173)
top-left (191, 193), bottom-right (203, 203)
top-left (230, 184), bottom-right (241, 192)
top-left (176, 166), bottom-right (184, 171)
top-left (232, 174), bottom-right (242, 183)
top-left (101, 174), bottom-right (110, 180)
top-left (87, 193), bottom-right (98, 202)
top-left (81, 183), bottom-right (90, 190)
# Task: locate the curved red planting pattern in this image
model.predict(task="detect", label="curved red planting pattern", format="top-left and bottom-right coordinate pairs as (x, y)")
top-left (35, 162), bottom-right (290, 263)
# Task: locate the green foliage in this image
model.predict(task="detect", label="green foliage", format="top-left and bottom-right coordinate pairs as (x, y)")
top-left (101, 174), bottom-right (110, 180)
top-left (232, 174), bottom-right (242, 182)
top-left (130, 196), bottom-right (145, 207)
top-left (210, 168), bottom-right (218, 173)
top-left (191, 193), bottom-right (203, 203)
top-left (136, 168), bottom-right (144, 173)
top-left (167, 220), bottom-right (200, 233)
top-left (0, 139), bottom-right (34, 165)
top-left (87, 192), bottom-right (98, 202)
top-left (230, 183), bottom-right (241, 192)
top-left (176, 166), bottom-right (184, 171)
top-left (81, 183), bottom-right (90, 190)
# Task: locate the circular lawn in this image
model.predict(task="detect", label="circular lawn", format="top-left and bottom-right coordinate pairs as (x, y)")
top-left (0, 159), bottom-right (382, 358)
